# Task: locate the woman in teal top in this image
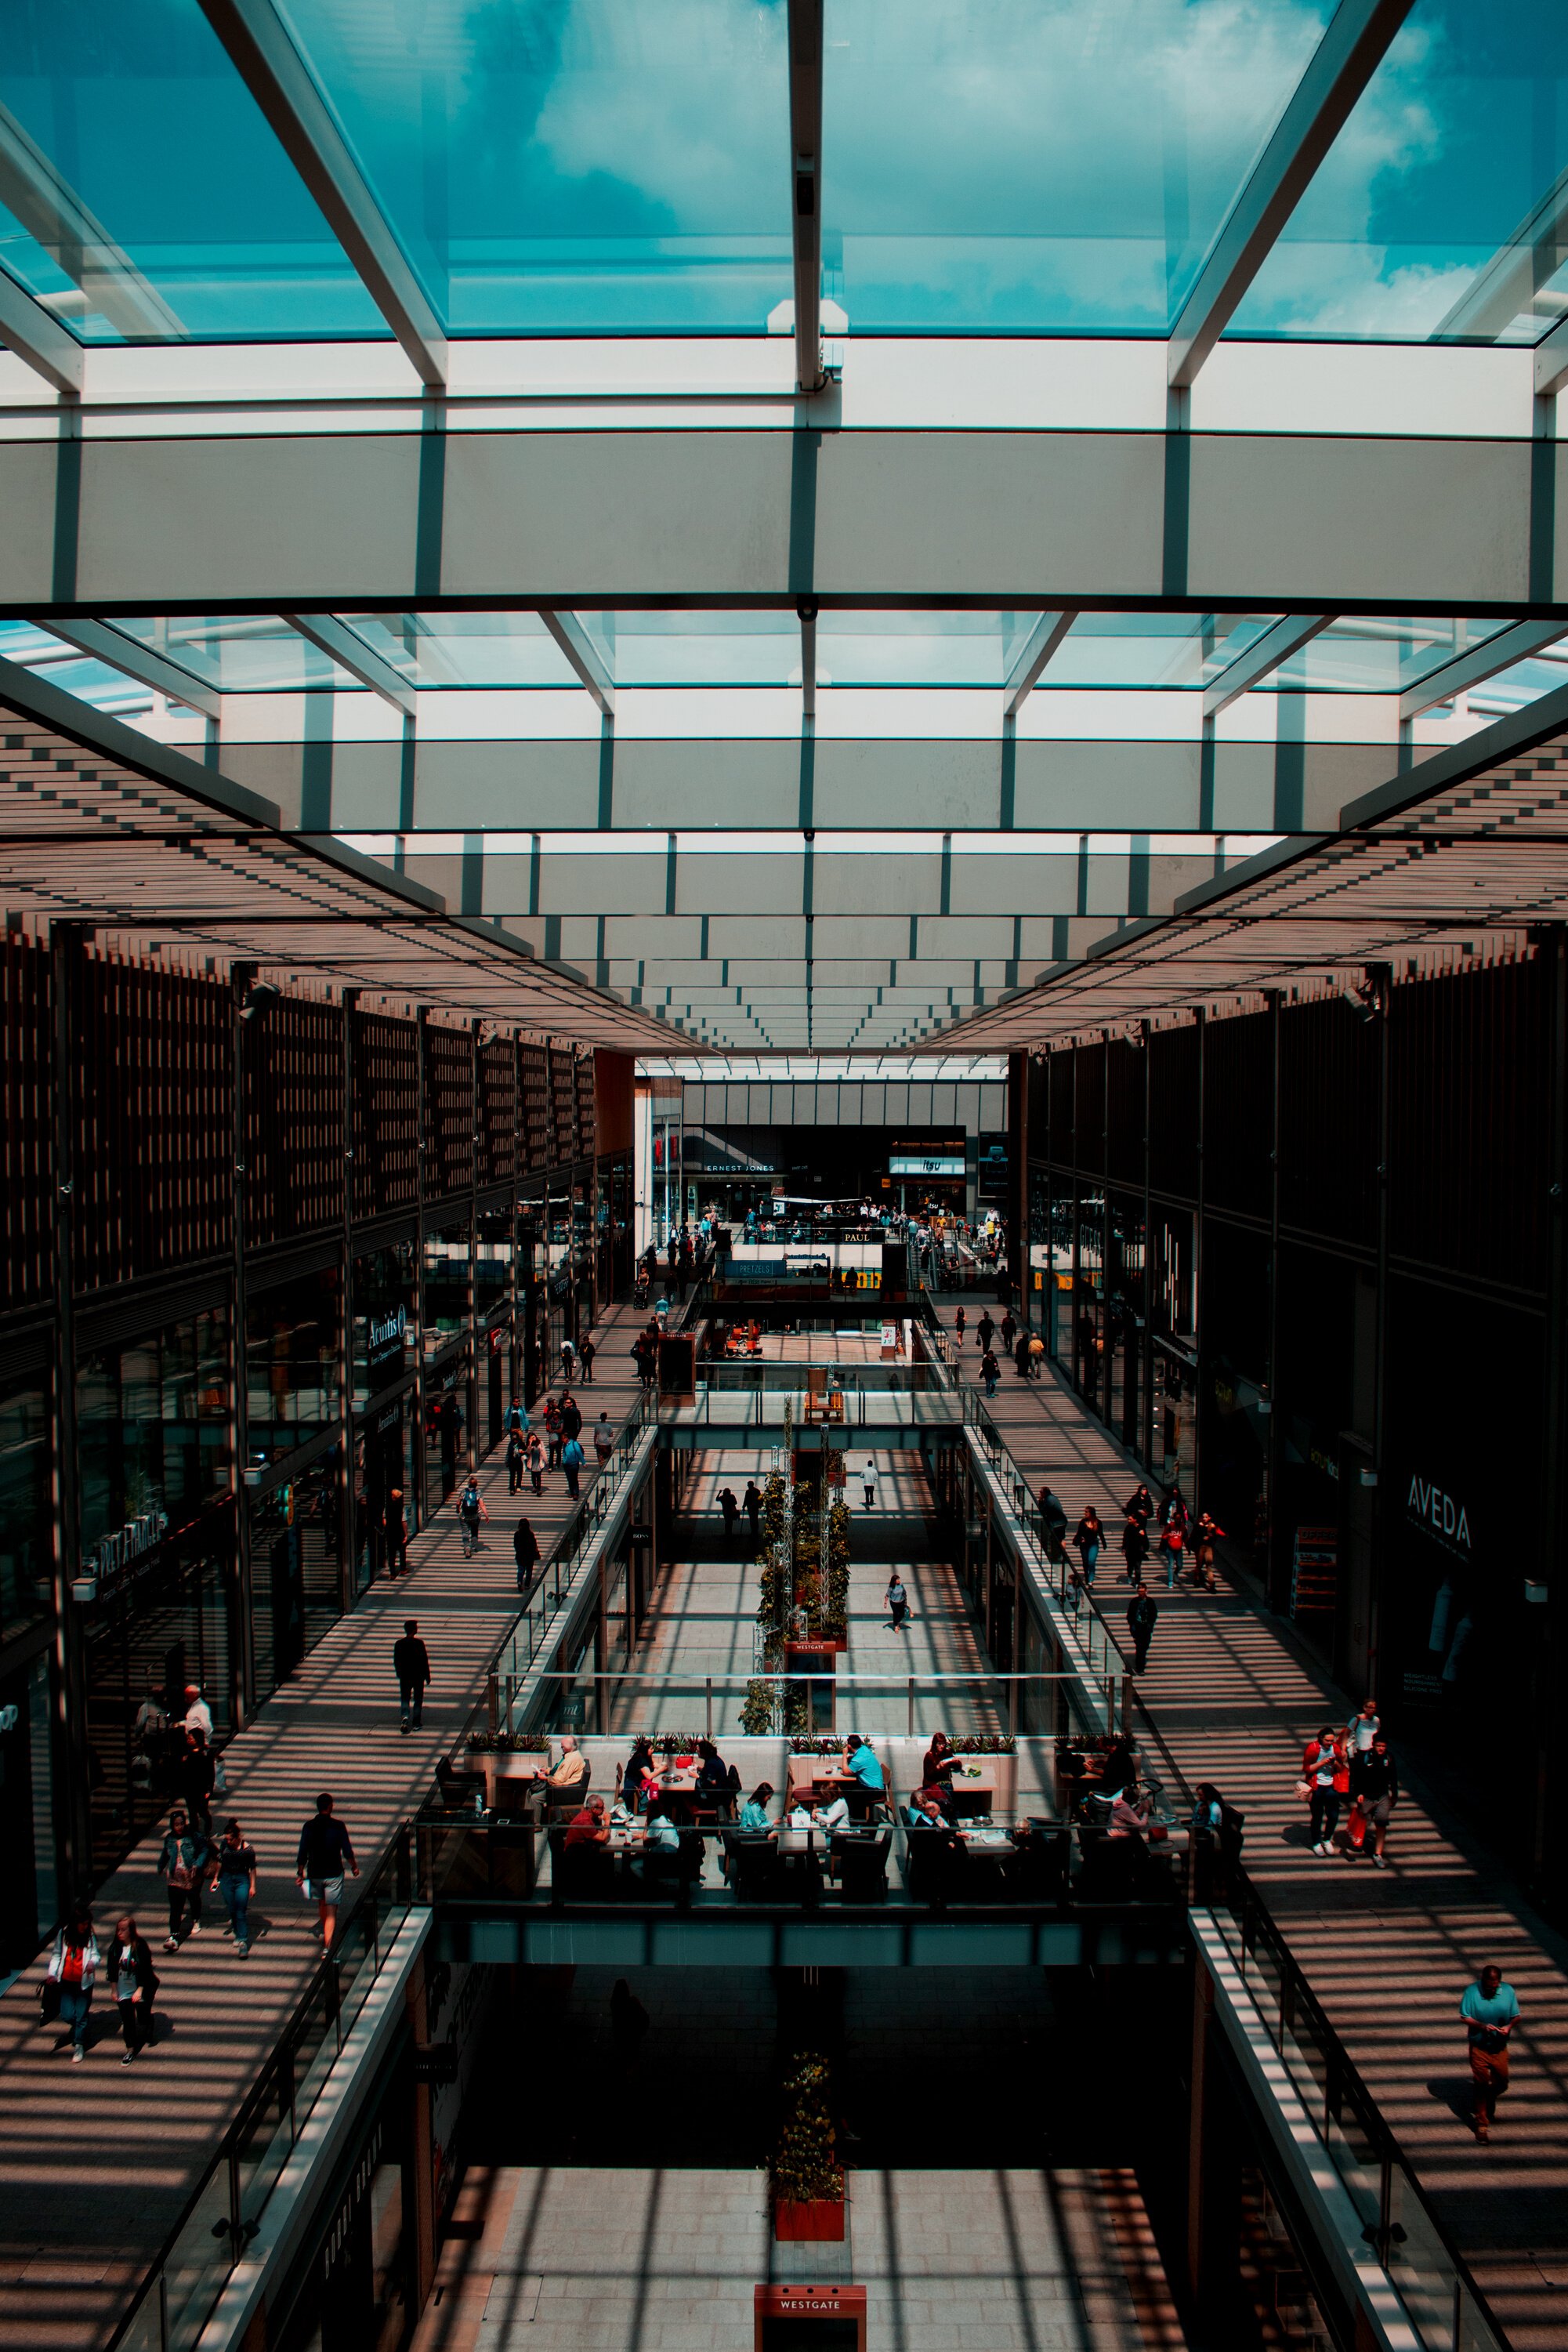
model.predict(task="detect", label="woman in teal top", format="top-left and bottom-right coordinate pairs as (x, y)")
top-left (737, 1782), bottom-right (775, 1832)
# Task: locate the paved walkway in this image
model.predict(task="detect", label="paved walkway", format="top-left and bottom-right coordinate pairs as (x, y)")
top-left (0, 1303), bottom-right (645, 2352)
top-left (932, 1295), bottom-right (1568, 2352)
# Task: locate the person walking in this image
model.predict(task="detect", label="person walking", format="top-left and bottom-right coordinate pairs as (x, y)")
top-left (384, 1486), bottom-right (410, 1577)
top-left (954, 1306), bottom-right (966, 1343)
top-left (504, 1395), bottom-right (529, 1441)
top-left (158, 1807), bottom-right (210, 1951)
top-left (719, 1486), bottom-right (740, 1545)
top-left (560, 1432), bottom-right (585, 1499)
top-left (980, 1346), bottom-right (999, 1398)
top-left (1304, 1726), bottom-right (1349, 1856)
top-left (1014, 1333), bottom-right (1031, 1380)
top-left (578, 1334), bottom-right (596, 1384)
top-left (182, 1683), bottom-right (214, 1741)
top-left (744, 1480), bottom-right (763, 1550)
top-left (1348, 1734), bottom-right (1398, 1866)
top-left (976, 1310), bottom-right (995, 1355)
top-left (863, 1458), bottom-right (877, 1510)
top-left (179, 1725), bottom-right (217, 1838)
top-left (513, 1515), bottom-right (541, 1593)
top-left (296, 1792), bottom-right (359, 1952)
top-left (45, 1908), bottom-right (100, 2062)
top-left (561, 1335), bottom-right (578, 1383)
top-left (1027, 1329), bottom-right (1045, 1379)
top-left (559, 1391), bottom-right (584, 1447)
top-left (1121, 1512), bottom-right (1149, 1584)
top-left (505, 1426), bottom-right (526, 1495)
top-left (106, 1915), bottom-right (158, 2062)
top-left (1346, 1698), bottom-right (1381, 1756)
top-left (1126, 1583), bottom-right (1158, 1675)
top-left (1074, 1504), bottom-right (1104, 1588)
top-left (393, 1618), bottom-right (431, 1733)
top-left (544, 1394), bottom-right (563, 1469)
top-left (1037, 1484), bottom-right (1067, 1564)
top-left (592, 1410), bottom-right (615, 1469)
top-left (1461, 1966), bottom-right (1520, 2143)
top-left (885, 1572), bottom-right (911, 1632)
top-left (456, 1475), bottom-right (488, 1557)
top-left (1158, 1516), bottom-right (1185, 1592)
top-left (526, 1430), bottom-right (545, 1495)
top-left (208, 1820), bottom-right (259, 1956)
top-left (1192, 1509), bottom-right (1222, 1593)
top-left (999, 1310), bottom-right (1017, 1356)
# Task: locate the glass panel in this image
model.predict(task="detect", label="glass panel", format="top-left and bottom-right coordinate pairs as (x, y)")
top-left (342, 611), bottom-right (578, 690)
top-left (0, 0), bottom-right (382, 342)
top-left (1234, 0), bottom-right (1568, 347)
top-left (0, 621), bottom-right (156, 715)
top-left (1467, 637), bottom-right (1568, 717)
top-left (822, 0), bottom-right (1330, 334)
top-left (108, 616), bottom-right (353, 692)
top-left (1040, 613), bottom-right (1276, 691)
top-left (1274, 615), bottom-right (1523, 694)
top-left (273, 0), bottom-right (793, 334)
top-left (817, 611), bottom-right (1043, 688)
top-left (575, 610), bottom-right (801, 687)
top-left (161, 2161), bottom-right (234, 2352)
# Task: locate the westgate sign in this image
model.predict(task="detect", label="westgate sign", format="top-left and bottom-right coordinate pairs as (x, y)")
top-left (1407, 1474), bottom-right (1472, 1556)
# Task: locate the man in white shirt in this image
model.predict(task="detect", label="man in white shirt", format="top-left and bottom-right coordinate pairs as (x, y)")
top-left (182, 1685), bottom-right (213, 1740)
top-left (863, 1459), bottom-right (877, 1509)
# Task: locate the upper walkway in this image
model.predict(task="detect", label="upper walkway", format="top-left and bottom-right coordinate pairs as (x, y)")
top-left (0, 1303), bottom-right (647, 2352)
top-left (928, 1295), bottom-right (1568, 2352)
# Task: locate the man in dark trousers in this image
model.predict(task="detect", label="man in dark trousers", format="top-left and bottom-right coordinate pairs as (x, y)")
top-left (1037, 1484), bottom-right (1068, 1564)
top-left (976, 1309), bottom-right (995, 1355)
top-left (1127, 1583), bottom-right (1158, 1675)
top-left (295, 1792), bottom-right (359, 1951)
top-left (393, 1619), bottom-right (431, 1733)
top-left (744, 1479), bottom-right (763, 1550)
top-left (514, 1515), bottom-right (541, 1593)
top-left (578, 1333), bottom-right (596, 1384)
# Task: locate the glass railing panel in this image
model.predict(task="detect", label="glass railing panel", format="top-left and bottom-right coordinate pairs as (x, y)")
top-left (161, 2162), bottom-right (234, 2352)
top-left (233, 2062), bottom-right (294, 2241)
top-left (1387, 2173), bottom-right (1469, 2352)
top-left (1324, 2080), bottom-right (1385, 2232)
top-left (115, 2281), bottom-right (164, 2352)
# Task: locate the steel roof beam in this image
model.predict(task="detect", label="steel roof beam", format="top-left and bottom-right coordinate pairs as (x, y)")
top-left (37, 619), bottom-right (220, 719)
top-left (1203, 614), bottom-right (1333, 716)
top-left (1168, 0), bottom-right (1414, 390)
top-left (540, 611), bottom-right (614, 715)
top-left (1003, 611), bottom-right (1077, 715)
top-left (1399, 621), bottom-right (1567, 719)
top-left (0, 100), bottom-right (186, 342)
top-left (0, 265), bottom-right (82, 397)
top-left (196, 0), bottom-right (447, 389)
top-left (787, 0), bottom-right (825, 396)
top-left (281, 611), bottom-right (416, 714)
top-left (1536, 314), bottom-right (1568, 400)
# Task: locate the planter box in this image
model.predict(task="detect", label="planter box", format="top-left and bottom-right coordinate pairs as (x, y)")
top-left (773, 2197), bottom-right (846, 2243)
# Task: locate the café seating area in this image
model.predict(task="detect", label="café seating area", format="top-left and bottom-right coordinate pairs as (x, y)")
top-left (422, 1731), bottom-right (1189, 1913)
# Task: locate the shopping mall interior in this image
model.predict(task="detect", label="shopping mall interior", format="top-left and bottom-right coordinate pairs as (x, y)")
top-left (5, 5), bottom-right (1568, 2350)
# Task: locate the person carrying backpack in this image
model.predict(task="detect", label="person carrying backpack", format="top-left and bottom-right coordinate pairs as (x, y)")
top-left (560, 1433), bottom-right (585, 1499)
top-left (456, 1477), bottom-right (487, 1557)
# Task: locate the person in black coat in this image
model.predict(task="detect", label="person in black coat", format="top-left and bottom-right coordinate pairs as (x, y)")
top-left (393, 1620), bottom-right (431, 1733)
top-left (107, 1915), bottom-right (159, 2061)
top-left (1126, 1584), bottom-right (1158, 1673)
top-left (513, 1515), bottom-right (541, 1593)
top-left (179, 1728), bottom-right (217, 1836)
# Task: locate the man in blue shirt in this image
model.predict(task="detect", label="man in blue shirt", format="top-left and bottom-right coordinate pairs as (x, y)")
top-left (1460, 1966), bottom-right (1520, 2142)
top-left (842, 1735), bottom-right (884, 1821)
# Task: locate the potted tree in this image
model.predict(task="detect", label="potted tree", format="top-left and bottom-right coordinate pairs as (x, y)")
top-left (771, 2052), bottom-right (846, 2241)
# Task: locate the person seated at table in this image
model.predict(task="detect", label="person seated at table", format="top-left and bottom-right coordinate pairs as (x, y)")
top-left (842, 1734), bottom-right (885, 1818)
top-left (694, 1740), bottom-right (734, 1816)
top-left (543, 1735), bottom-right (589, 1812)
top-left (564, 1796), bottom-right (610, 1850)
top-left (922, 1733), bottom-right (961, 1817)
top-left (904, 1788), bottom-right (951, 1832)
top-left (1095, 1735), bottom-right (1138, 1799)
top-left (737, 1782), bottom-right (777, 1836)
top-left (1107, 1787), bottom-right (1151, 1840)
top-left (638, 1798), bottom-right (683, 1881)
top-left (621, 1738), bottom-right (656, 1815)
top-left (817, 1789), bottom-right (853, 1833)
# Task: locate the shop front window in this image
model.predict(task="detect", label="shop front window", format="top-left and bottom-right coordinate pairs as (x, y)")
top-left (0, 1368), bottom-right (50, 1644)
top-left (422, 1221), bottom-right (471, 1361)
top-left (77, 1310), bottom-right (231, 1560)
top-left (249, 1450), bottom-right (343, 1696)
top-left (247, 1268), bottom-right (341, 1470)
top-left (353, 1243), bottom-right (416, 1405)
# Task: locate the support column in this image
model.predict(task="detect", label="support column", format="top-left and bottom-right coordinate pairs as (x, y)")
top-left (1537, 928), bottom-right (1567, 1889)
top-left (1265, 988), bottom-right (1284, 1611)
top-left (337, 990), bottom-right (360, 1611)
top-left (1193, 1009), bottom-right (1207, 1510)
top-left (1100, 1033), bottom-right (1112, 1429)
top-left (467, 1019), bottom-right (480, 1475)
top-left (415, 1007), bottom-right (429, 1531)
top-left (1369, 966), bottom-right (1392, 1699)
top-left (510, 1038), bottom-right (523, 1407)
top-left (1006, 1047), bottom-right (1027, 1321)
top-left (48, 920), bottom-right (89, 1904)
top-left (230, 962), bottom-right (256, 1720)
top-left (1140, 1020), bottom-right (1154, 1468)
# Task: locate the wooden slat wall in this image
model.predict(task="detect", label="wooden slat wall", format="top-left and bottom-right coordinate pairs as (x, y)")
top-left (425, 1022), bottom-right (474, 1205)
top-left (478, 1040), bottom-right (516, 1190)
top-left (520, 1046), bottom-right (550, 1175)
top-left (574, 1052), bottom-right (596, 1160)
top-left (244, 996), bottom-right (344, 1249)
top-left (353, 1011), bottom-right (420, 1223)
top-left (1, 934), bottom-right (53, 1311)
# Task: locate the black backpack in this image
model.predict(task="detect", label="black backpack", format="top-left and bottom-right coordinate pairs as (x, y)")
top-left (1219, 1803), bottom-right (1245, 1859)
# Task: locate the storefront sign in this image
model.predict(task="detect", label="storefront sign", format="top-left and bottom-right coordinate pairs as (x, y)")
top-left (367, 1308), bottom-right (406, 1366)
top-left (90, 1509), bottom-right (170, 1595)
top-left (1406, 1474), bottom-right (1472, 1558)
top-left (889, 1154), bottom-right (964, 1176)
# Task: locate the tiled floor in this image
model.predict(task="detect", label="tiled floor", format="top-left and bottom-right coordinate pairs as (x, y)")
top-left (0, 1305), bottom-right (646, 2352)
top-left (929, 1295), bottom-right (1568, 2352)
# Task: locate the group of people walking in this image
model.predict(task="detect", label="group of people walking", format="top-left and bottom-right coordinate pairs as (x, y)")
top-left (959, 1305), bottom-right (1044, 1392)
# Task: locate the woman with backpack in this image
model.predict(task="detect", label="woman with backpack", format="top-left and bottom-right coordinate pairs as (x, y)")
top-left (560, 1432), bottom-right (585, 1499)
top-left (44, 1908), bottom-right (100, 2062)
top-left (106, 1915), bottom-right (158, 2062)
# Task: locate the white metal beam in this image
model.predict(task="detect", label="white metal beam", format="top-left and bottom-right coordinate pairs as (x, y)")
top-left (0, 263), bottom-right (82, 396)
top-left (787, 0), bottom-right (824, 397)
top-left (38, 619), bottom-right (220, 720)
top-left (1535, 313), bottom-right (1568, 400)
top-left (1398, 620), bottom-right (1567, 719)
top-left (1168, 0), bottom-right (1415, 390)
top-left (195, 0), bottom-right (448, 389)
top-left (280, 611), bottom-right (416, 715)
top-left (0, 100), bottom-right (186, 342)
top-left (539, 611), bottom-right (615, 716)
top-left (1003, 611), bottom-right (1077, 715)
top-left (1203, 615), bottom-right (1333, 716)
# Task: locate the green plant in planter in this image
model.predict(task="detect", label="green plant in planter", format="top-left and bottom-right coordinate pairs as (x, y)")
top-left (772, 2050), bottom-right (844, 2205)
top-left (466, 1730), bottom-right (551, 1753)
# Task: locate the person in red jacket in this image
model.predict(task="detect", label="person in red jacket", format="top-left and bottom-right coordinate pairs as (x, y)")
top-left (1302, 1727), bottom-right (1350, 1855)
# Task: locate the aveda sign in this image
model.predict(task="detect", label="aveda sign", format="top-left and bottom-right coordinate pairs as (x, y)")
top-left (1407, 1474), bottom-right (1472, 1556)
